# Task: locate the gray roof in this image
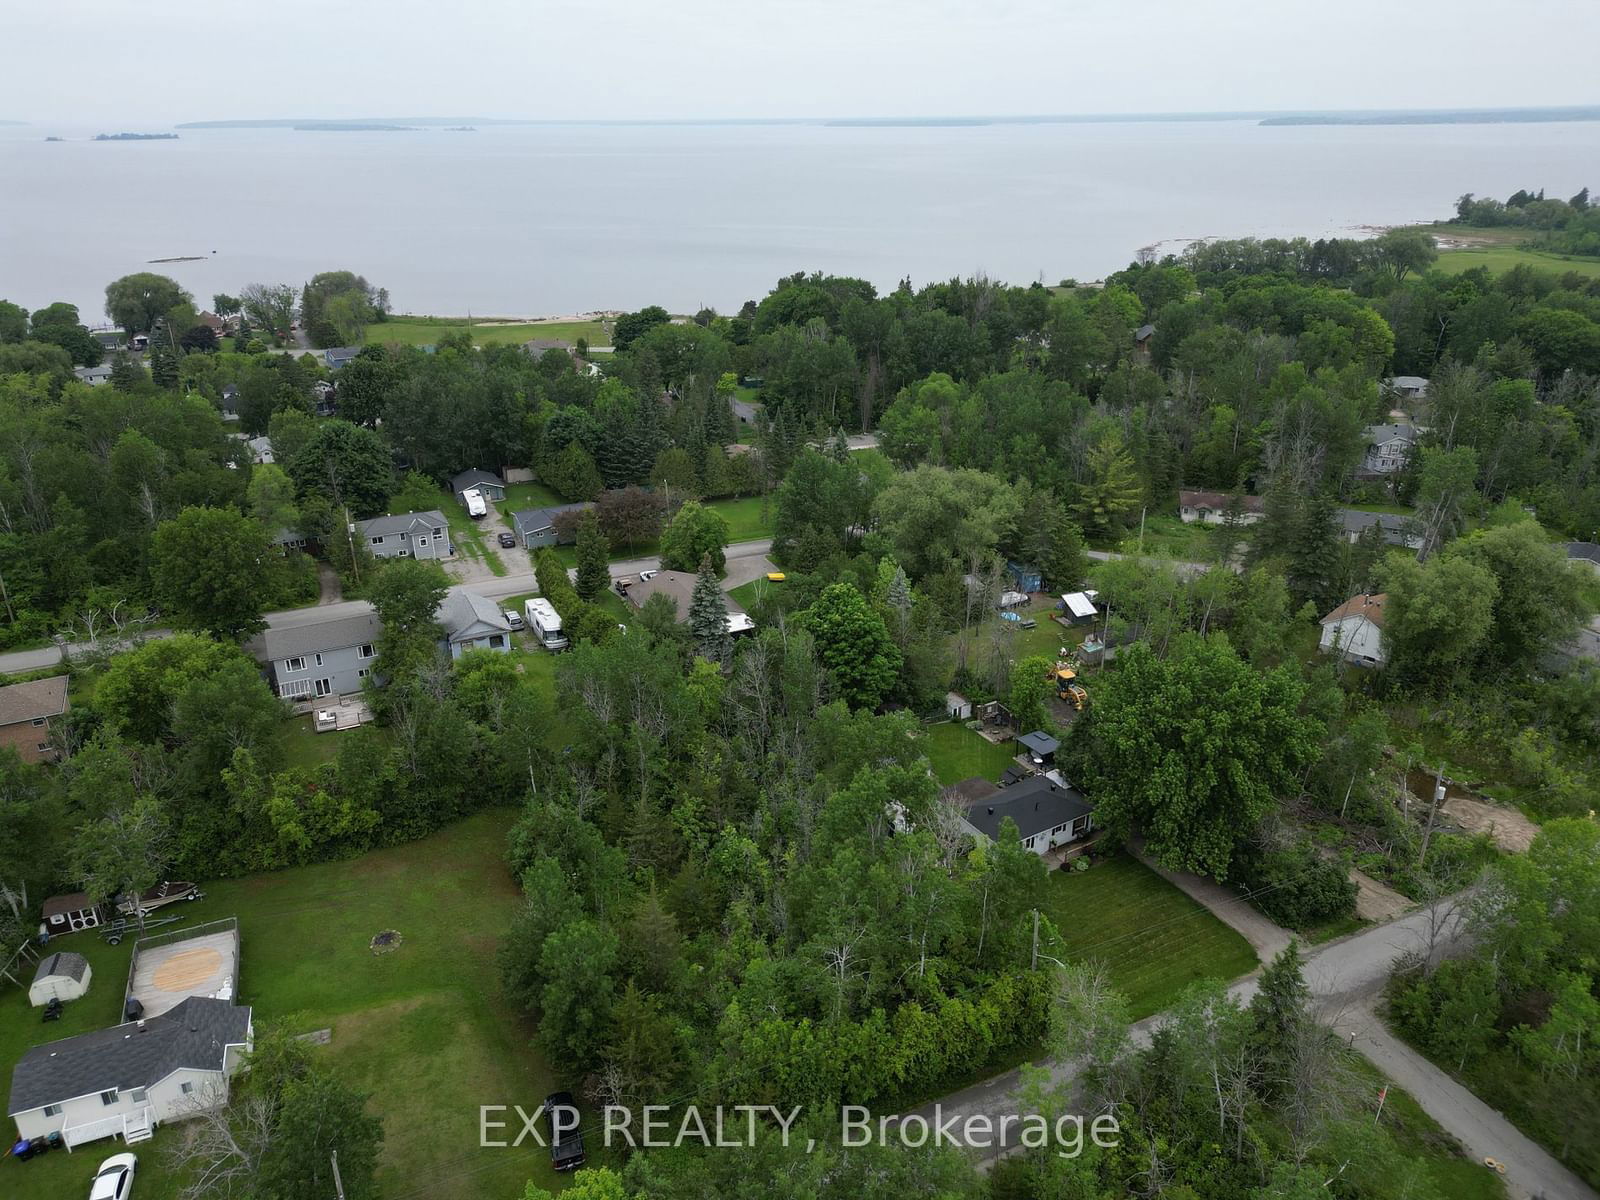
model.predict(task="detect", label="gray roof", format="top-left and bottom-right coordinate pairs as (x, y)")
top-left (1567, 542), bottom-right (1600, 564)
top-left (1387, 375), bottom-right (1429, 391)
top-left (1134, 323), bottom-right (1156, 341)
top-left (1337, 509), bottom-right (1418, 544)
top-left (33, 952), bottom-right (89, 985)
top-left (1016, 730), bottom-right (1060, 757)
top-left (356, 510), bottom-right (448, 539)
top-left (323, 346), bottom-right (360, 366)
top-left (438, 590), bottom-right (510, 640)
top-left (511, 503), bottom-right (589, 537)
top-left (450, 468), bottom-right (504, 495)
top-left (245, 610), bottom-right (382, 663)
top-left (8, 997), bottom-right (251, 1116)
top-left (0, 676), bottom-right (69, 726)
top-left (730, 398), bottom-right (759, 422)
top-left (964, 775), bottom-right (1093, 842)
top-left (1364, 423), bottom-right (1418, 446)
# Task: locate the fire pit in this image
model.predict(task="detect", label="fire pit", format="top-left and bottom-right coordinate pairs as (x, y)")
top-left (370, 930), bottom-right (403, 955)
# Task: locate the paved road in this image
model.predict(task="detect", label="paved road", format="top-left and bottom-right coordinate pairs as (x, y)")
top-left (909, 883), bottom-right (1594, 1200)
top-left (0, 538), bottom-right (779, 676)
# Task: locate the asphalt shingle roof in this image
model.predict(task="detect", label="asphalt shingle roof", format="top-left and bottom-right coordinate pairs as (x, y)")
top-left (356, 510), bottom-right (448, 539)
top-left (439, 590), bottom-right (510, 640)
top-left (8, 997), bottom-right (251, 1115)
top-left (245, 611), bottom-right (382, 663)
top-left (34, 952), bottom-right (89, 984)
top-left (450, 468), bottom-right (504, 496)
top-left (0, 676), bottom-right (68, 727)
top-left (963, 775), bottom-right (1092, 842)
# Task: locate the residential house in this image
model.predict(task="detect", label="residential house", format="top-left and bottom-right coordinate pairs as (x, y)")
top-left (244, 611), bottom-right (382, 700)
top-left (1360, 424), bottom-right (1419, 476)
top-left (323, 346), bottom-right (361, 369)
top-left (511, 503), bottom-right (591, 549)
top-left (29, 952), bottom-right (92, 1007)
top-left (523, 338), bottom-right (573, 356)
top-left (439, 591), bottom-right (514, 657)
top-left (1060, 590), bottom-right (1099, 625)
top-left (1133, 323), bottom-right (1156, 361)
top-left (7, 996), bottom-right (253, 1149)
top-left (1383, 375), bottom-right (1429, 401)
top-left (1319, 593), bottom-right (1388, 667)
top-left (355, 510), bottom-right (452, 560)
top-left (617, 570), bottom-right (755, 635)
top-left (91, 330), bottom-right (126, 354)
top-left (1337, 508), bottom-right (1422, 549)
top-left (269, 528), bottom-right (309, 553)
top-left (1177, 489), bottom-right (1265, 525)
top-left (0, 675), bottom-right (68, 764)
top-left (957, 774), bottom-right (1094, 857)
top-left (245, 436), bottom-right (274, 465)
top-left (73, 364), bottom-right (113, 387)
top-left (450, 468), bottom-right (506, 507)
top-left (219, 385), bottom-right (241, 422)
top-left (1566, 542), bottom-right (1600, 574)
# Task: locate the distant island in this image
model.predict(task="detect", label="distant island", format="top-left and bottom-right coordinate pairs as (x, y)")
top-left (177, 116), bottom-right (523, 129)
top-left (94, 132), bottom-right (179, 141)
top-left (44, 136), bottom-right (63, 142)
top-left (293, 122), bottom-right (415, 132)
top-left (1261, 105), bottom-right (1600, 126)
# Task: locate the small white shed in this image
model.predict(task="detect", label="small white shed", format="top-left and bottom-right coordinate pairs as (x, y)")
top-left (29, 951), bottom-right (91, 1007)
top-left (945, 691), bottom-right (972, 721)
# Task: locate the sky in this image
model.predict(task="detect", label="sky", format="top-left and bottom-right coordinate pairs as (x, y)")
top-left (7, 0), bottom-right (1598, 125)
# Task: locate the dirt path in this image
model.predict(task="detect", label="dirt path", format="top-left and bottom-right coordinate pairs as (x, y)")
top-left (316, 562), bottom-right (342, 605)
top-left (1441, 796), bottom-right (1540, 853)
top-left (1350, 867), bottom-right (1412, 922)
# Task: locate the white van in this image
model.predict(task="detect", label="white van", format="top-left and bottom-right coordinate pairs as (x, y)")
top-left (525, 597), bottom-right (569, 651)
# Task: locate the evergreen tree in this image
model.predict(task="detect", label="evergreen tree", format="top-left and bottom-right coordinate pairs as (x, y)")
top-left (1249, 939), bottom-right (1311, 1101)
top-left (149, 345), bottom-right (179, 389)
top-left (687, 554), bottom-right (732, 666)
top-left (1285, 492), bottom-right (1343, 611)
top-left (1070, 433), bottom-right (1143, 537)
top-left (574, 510), bottom-right (610, 601)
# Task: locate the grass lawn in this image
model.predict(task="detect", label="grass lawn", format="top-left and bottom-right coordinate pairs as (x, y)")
top-left (1, 812), bottom-right (563, 1200)
top-left (498, 481), bottom-right (568, 521)
top-left (1112, 513), bottom-right (1220, 562)
top-left (546, 495), bottom-right (776, 569)
top-left (280, 714), bottom-right (347, 771)
top-left (1039, 854), bottom-right (1258, 1020)
top-left (950, 595), bottom-right (1085, 676)
top-left (1346, 1056), bottom-right (1509, 1200)
top-left (921, 721), bottom-right (1018, 786)
top-left (438, 493), bottom-right (508, 577)
top-left (1430, 231), bottom-right (1600, 280)
top-left (367, 315), bottom-right (612, 349)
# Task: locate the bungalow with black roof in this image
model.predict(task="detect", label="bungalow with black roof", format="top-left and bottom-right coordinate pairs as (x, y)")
top-left (956, 775), bottom-right (1094, 856)
top-left (1567, 542), bottom-right (1600, 574)
top-left (7, 996), bottom-right (252, 1149)
top-left (1337, 508), bottom-right (1423, 549)
top-left (511, 502), bottom-right (592, 549)
top-left (1178, 489), bottom-right (1265, 526)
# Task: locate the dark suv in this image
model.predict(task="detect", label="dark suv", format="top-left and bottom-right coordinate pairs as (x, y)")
top-left (545, 1091), bottom-right (585, 1171)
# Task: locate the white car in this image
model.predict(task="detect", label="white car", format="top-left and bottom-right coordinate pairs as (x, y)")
top-left (91, 1153), bottom-right (137, 1200)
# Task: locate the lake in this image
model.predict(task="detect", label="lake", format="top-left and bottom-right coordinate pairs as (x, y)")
top-left (3, 119), bottom-right (1598, 320)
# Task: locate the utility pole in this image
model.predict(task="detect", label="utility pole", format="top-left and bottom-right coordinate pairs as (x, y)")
top-left (330, 1149), bottom-right (346, 1200)
top-left (1417, 766), bottom-right (1446, 867)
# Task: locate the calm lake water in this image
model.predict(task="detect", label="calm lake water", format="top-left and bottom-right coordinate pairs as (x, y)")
top-left (3, 120), bottom-right (1599, 319)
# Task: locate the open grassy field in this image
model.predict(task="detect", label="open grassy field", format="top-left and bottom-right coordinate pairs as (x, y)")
top-left (367, 315), bottom-right (612, 349)
top-left (1, 811), bottom-right (561, 1200)
top-left (1039, 853), bottom-right (1258, 1020)
top-left (921, 721), bottom-right (1018, 786)
top-left (1415, 224), bottom-right (1600, 280)
top-left (544, 494), bottom-right (776, 568)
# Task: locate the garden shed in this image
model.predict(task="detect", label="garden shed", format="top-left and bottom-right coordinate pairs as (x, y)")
top-left (29, 951), bottom-right (91, 1007)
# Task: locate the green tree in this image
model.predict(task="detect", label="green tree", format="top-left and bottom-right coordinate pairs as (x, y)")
top-left (97, 635), bottom-right (261, 744)
top-left (1008, 655), bottom-right (1055, 734)
top-left (573, 509), bottom-right (611, 601)
top-left (1071, 432), bottom-right (1143, 537)
top-left (150, 506), bottom-right (273, 639)
top-left (801, 583), bottom-right (903, 709)
top-left (650, 446), bottom-right (702, 501)
top-left (287, 420), bottom-right (393, 517)
top-left (1248, 940), bottom-right (1312, 1102)
top-left (1379, 553), bottom-right (1498, 687)
top-left (1449, 520), bottom-right (1589, 672)
top-left (247, 464), bottom-right (300, 534)
top-left (1076, 636), bottom-right (1322, 879)
top-left (104, 272), bottom-right (190, 335)
top-left (538, 919), bottom-right (620, 1065)
top-left (368, 559), bottom-right (449, 681)
top-left (872, 465), bottom-right (1019, 579)
top-left (0, 300), bottom-right (27, 343)
top-left (521, 1168), bottom-right (627, 1200)
top-left (548, 441), bottom-right (604, 502)
top-left (688, 553), bottom-right (732, 666)
top-left (659, 499), bottom-right (730, 573)
top-left (259, 1068), bottom-right (384, 1200)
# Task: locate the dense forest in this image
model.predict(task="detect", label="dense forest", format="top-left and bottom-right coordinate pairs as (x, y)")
top-left (2, 199), bottom-right (1599, 1198)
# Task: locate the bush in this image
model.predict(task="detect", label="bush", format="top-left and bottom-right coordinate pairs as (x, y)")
top-left (1234, 838), bottom-right (1357, 930)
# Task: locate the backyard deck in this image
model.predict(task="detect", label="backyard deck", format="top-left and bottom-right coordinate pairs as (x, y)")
top-left (126, 920), bottom-right (238, 1019)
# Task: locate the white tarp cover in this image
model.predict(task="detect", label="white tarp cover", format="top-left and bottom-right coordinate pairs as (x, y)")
top-left (1062, 591), bottom-right (1098, 619)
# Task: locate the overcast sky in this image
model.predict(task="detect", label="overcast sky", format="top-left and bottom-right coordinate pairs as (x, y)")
top-left (9, 0), bottom-right (1597, 125)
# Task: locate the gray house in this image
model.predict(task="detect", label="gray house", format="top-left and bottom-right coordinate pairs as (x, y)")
top-left (450, 468), bottom-right (506, 507)
top-left (1360, 424), bottom-right (1419, 476)
top-left (244, 610), bottom-right (383, 700)
top-left (355, 510), bottom-right (452, 560)
top-left (510, 503), bottom-right (590, 549)
top-left (1337, 508), bottom-right (1423, 549)
top-left (323, 346), bottom-right (361, 369)
top-left (438, 591), bottom-right (513, 658)
top-left (73, 364), bottom-right (114, 387)
top-left (1566, 542), bottom-right (1600, 574)
top-left (957, 774), bottom-right (1094, 857)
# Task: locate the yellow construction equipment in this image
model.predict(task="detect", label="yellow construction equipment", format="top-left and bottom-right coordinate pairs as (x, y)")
top-left (1048, 662), bottom-right (1087, 710)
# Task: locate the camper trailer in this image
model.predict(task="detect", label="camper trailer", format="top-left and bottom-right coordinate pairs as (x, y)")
top-left (463, 488), bottom-right (488, 519)
top-left (525, 598), bottom-right (570, 651)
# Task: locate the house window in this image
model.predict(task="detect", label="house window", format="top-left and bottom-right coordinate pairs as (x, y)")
top-left (43, 1104), bottom-right (61, 1118)
top-left (315, 678), bottom-right (333, 697)
top-left (370, 536), bottom-right (384, 545)
top-left (284, 656), bottom-right (306, 673)
top-left (490, 635), bottom-right (505, 648)
top-left (1024, 835), bottom-right (1037, 849)
top-left (180, 1082), bottom-right (194, 1095)
top-left (30, 717), bottom-right (46, 726)
top-left (417, 536), bottom-right (429, 548)
top-left (37, 743), bottom-right (50, 753)
top-left (101, 1089), bottom-right (119, 1106)
top-left (314, 653), bottom-right (323, 667)
top-left (357, 668), bottom-right (369, 679)
top-left (358, 644), bottom-right (376, 659)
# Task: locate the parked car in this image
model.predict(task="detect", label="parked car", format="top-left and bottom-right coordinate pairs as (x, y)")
top-left (545, 1092), bottom-right (585, 1171)
top-left (497, 531), bottom-right (516, 548)
top-left (89, 1152), bottom-right (137, 1200)
top-left (504, 609), bottom-right (525, 631)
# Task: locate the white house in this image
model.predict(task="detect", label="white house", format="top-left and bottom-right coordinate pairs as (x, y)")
top-left (29, 952), bottom-right (92, 1007)
top-left (1177, 489), bottom-right (1265, 526)
top-left (1384, 375), bottom-right (1429, 401)
top-left (7, 997), bottom-right (252, 1149)
top-left (1361, 425), bottom-right (1419, 476)
top-left (1319, 592), bottom-right (1388, 667)
top-left (957, 774), bottom-right (1094, 857)
top-left (439, 590), bottom-right (514, 658)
